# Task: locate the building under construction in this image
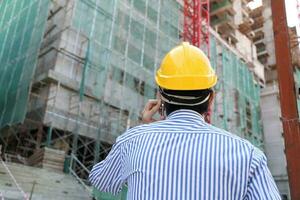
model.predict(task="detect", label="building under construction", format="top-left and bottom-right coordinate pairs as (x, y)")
top-left (0, 0), bottom-right (299, 199)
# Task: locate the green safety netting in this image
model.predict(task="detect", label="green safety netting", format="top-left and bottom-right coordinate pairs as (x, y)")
top-left (70, 0), bottom-right (257, 195)
top-left (294, 68), bottom-right (300, 113)
top-left (70, 0), bottom-right (182, 135)
top-left (0, 0), bottom-right (50, 128)
top-left (0, 0), bottom-right (263, 147)
top-left (0, 0), bottom-right (265, 199)
top-left (210, 40), bottom-right (263, 148)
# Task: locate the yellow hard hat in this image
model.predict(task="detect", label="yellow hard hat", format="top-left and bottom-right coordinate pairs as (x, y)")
top-left (155, 42), bottom-right (217, 90)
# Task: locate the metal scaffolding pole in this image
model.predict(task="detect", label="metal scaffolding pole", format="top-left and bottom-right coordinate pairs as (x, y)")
top-left (271, 1), bottom-right (300, 199)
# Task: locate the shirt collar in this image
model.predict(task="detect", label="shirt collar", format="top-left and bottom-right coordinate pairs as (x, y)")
top-left (166, 109), bottom-right (205, 122)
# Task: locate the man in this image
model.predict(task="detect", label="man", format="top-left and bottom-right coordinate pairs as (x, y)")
top-left (89, 42), bottom-right (281, 200)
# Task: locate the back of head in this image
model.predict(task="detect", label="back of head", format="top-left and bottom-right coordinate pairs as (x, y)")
top-left (160, 88), bottom-right (213, 116)
top-left (155, 42), bottom-right (217, 117)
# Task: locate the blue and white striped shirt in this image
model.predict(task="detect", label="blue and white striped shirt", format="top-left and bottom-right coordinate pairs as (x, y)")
top-left (89, 109), bottom-right (281, 200)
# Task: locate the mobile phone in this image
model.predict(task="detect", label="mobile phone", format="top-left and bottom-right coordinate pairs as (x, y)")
top-left (159, 102), bottom-right (165, 117)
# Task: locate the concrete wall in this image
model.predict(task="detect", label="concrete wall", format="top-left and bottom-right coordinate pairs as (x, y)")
top-left (252, 60), bottom-right (265, 84)
top-left (262, 0), bottom-right (276, 68)
top-left (236, 30), bottom-right (257, 61)
top-left (261, 84), bottom-right (290, 199)
top-left (233, 0), bottom-right (242, 25)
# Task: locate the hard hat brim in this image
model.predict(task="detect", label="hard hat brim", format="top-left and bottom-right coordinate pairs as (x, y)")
top-left (155, 73), bottom-right (218, 90)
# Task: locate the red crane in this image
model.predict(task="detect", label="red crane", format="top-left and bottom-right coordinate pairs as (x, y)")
top-left (183, 0), bottom-right (210, 56)
top-left (183, 0), bottom-right (211, 122)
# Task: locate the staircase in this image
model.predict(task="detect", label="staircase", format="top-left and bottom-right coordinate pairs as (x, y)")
top-left (0, 162), bottom-right (92, 200)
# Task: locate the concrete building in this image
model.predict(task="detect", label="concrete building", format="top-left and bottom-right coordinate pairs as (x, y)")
top-left (259, 1), bottom-right (300, 199)
top-left (210, 0), bottom-right (265, 85)
top-left (211, 1), bottom-right (299, 198)
top-left (0, 0), bottom-right (292, 199)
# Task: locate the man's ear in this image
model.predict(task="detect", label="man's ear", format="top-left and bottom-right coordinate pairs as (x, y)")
top-left (208, 91), bottom-right (215, 108)
top-left (204, 91), bottom-right (215, 123)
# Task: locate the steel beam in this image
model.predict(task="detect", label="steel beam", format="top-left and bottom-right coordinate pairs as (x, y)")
top-left (271, 1), bottom-right (300, 199)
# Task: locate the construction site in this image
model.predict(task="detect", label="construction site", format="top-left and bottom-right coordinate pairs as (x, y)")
top-left (0, 0), bottom-right (300, 199)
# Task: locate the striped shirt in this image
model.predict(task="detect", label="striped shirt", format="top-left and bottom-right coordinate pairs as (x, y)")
top-left (89, 109), bottom-right (281, 200)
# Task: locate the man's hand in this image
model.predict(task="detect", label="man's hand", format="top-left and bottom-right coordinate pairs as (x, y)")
top-left (142, 99), bottom-right (164, 124)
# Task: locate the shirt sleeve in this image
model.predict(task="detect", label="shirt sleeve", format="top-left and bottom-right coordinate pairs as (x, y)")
top-left (89, 142), bottom-right (124, 195)
top-left (243, 147), bottom-right (281, 200)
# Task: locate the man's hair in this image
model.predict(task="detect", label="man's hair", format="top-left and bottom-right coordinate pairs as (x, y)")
top-left (161, 89), bottom-right (213, 116)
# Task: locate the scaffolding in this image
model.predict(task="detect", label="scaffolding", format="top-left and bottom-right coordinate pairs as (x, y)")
top-left (0, 0), bottom-right (182, 182)
top-left (0, 0), bottom-right (263, 197)
top-left (209, 35), bottom-right (262, 147)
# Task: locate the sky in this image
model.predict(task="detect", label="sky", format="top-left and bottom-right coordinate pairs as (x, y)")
top-left (248, 0), bottom-right (299, 35)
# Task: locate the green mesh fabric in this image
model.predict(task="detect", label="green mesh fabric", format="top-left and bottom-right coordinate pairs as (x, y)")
top-left (0, 0), bottom-right (50, 128)
top-left (294, 68), bottom-right (300, 113)
top-left (0, 0), bottom-right (263, 150)
top-left (71, 0), bottom-right (181, 131)
top-left (210, 44), bottom-right (263, 148)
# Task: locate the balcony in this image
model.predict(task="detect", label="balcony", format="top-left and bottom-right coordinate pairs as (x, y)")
top-left (254, 38), bottom-right (265, 46)
top-left (210, 0), bottom-right (236, 16)
top-left (239, 17), bottom-right (254, 35)
top-left (246, 31), bottom-right (255, 39)
top-left (249, 6), bottom-right (264, 19)
top-left (242, 8), bottom-right (251, 18)
top-left (257, 45), bottom-right (269, 58)
top-left (226, 32), bottom-right (238, 44)
top-left (253, 27), bottom-right (264, 35)
top-left (211, 12), bottom-right (234, 26)
top-left (252, 30), bottom-right (264, 42)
